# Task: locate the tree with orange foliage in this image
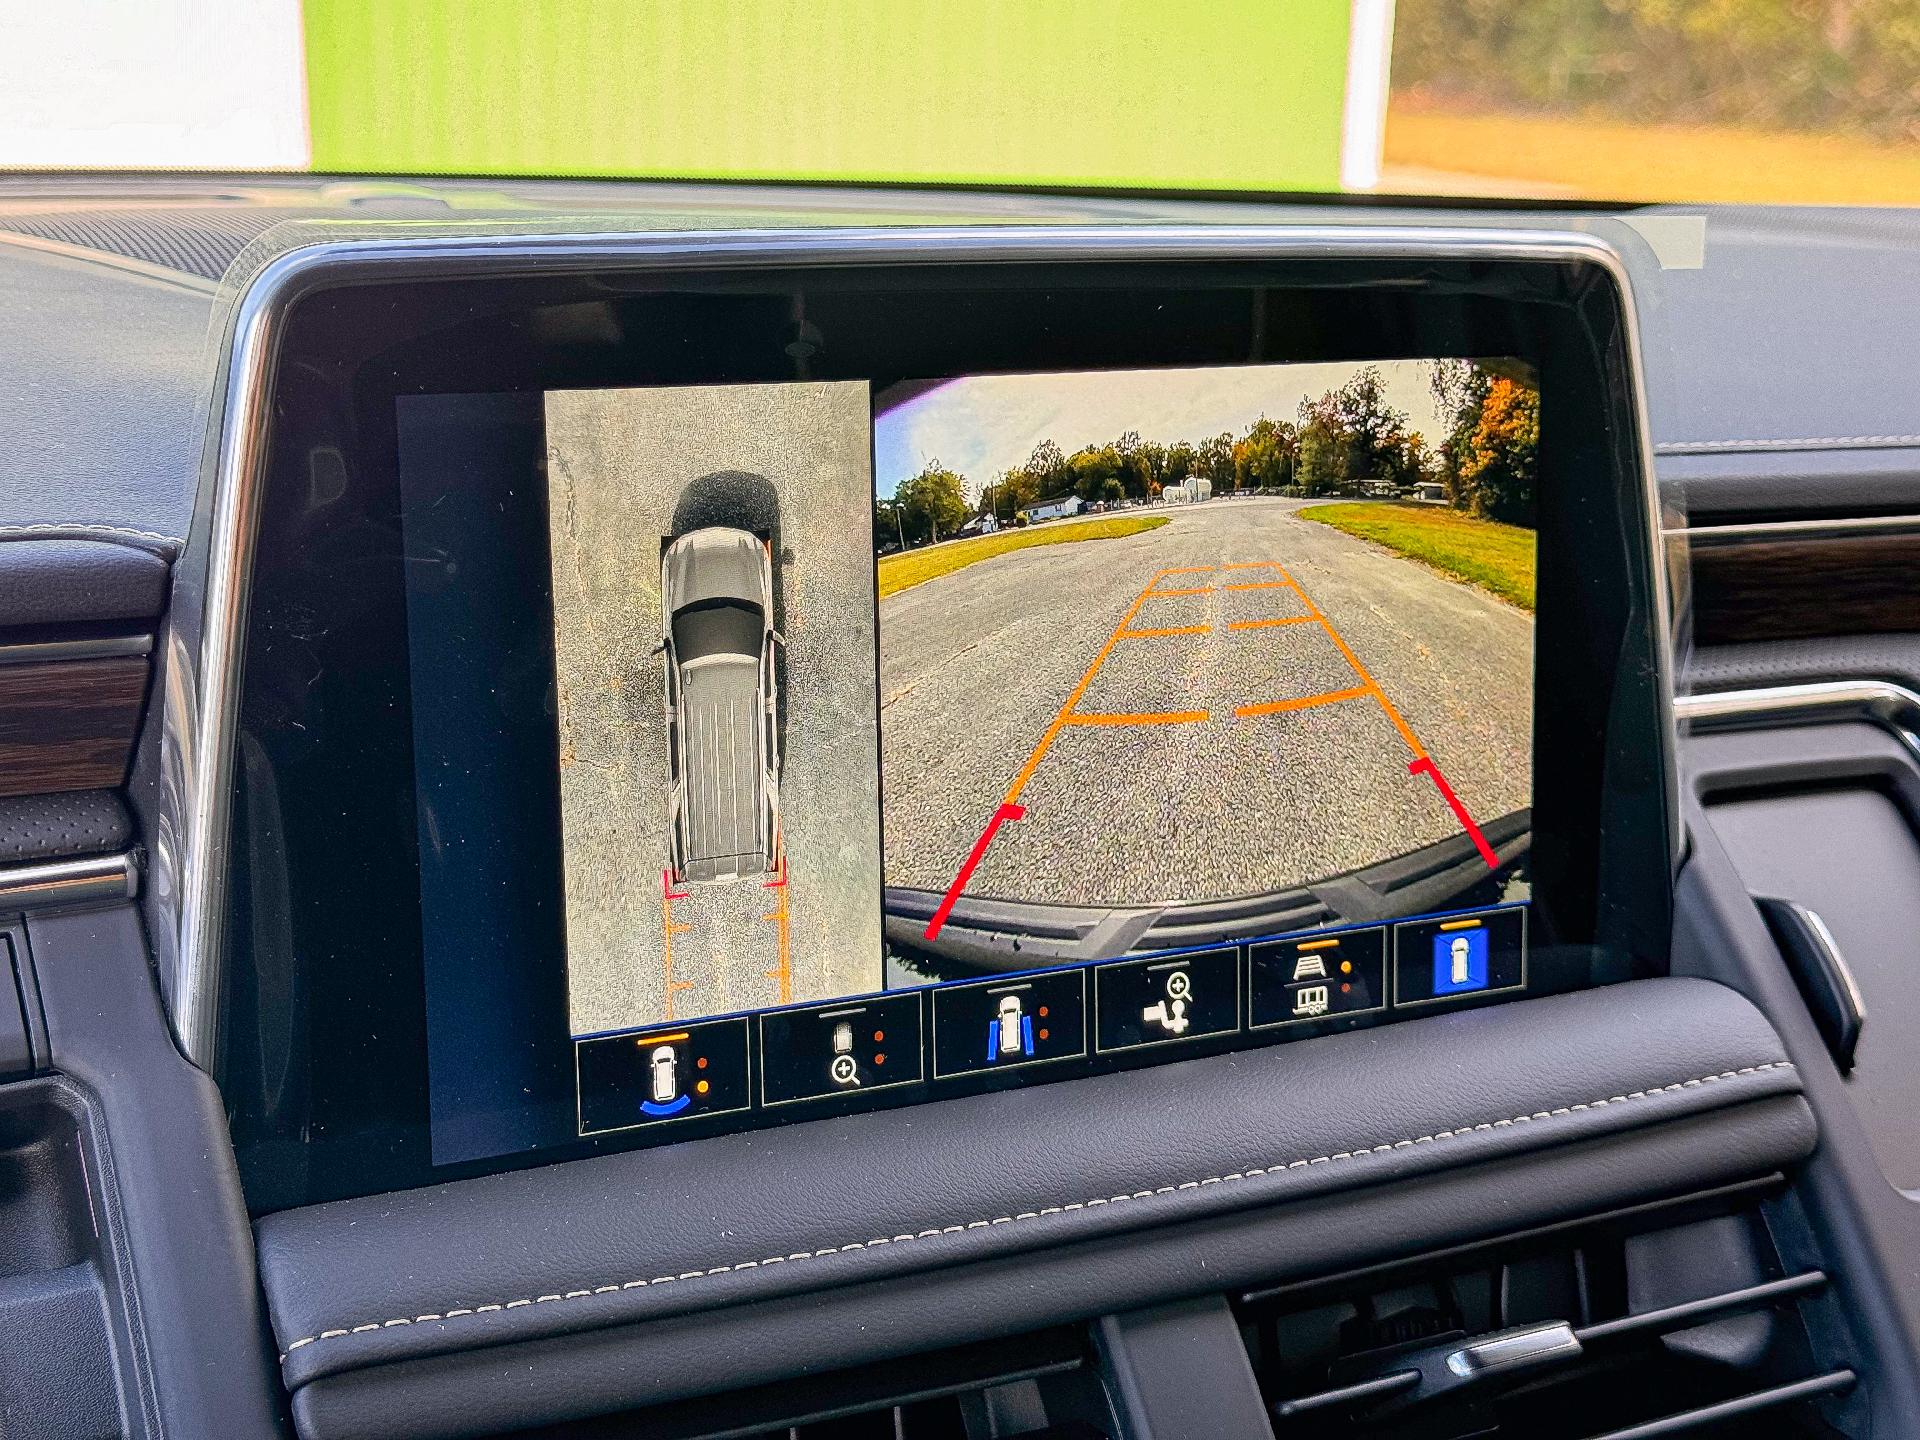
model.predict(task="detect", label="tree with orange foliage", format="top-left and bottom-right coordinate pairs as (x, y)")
top-left (1457, 376), bottom-right (1539, 525)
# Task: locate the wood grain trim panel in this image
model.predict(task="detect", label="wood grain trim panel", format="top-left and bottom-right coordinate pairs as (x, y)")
top-left (0, 655), bottom-right (150, 798)
top-left (1690, 532), bottom-right (1920, 646)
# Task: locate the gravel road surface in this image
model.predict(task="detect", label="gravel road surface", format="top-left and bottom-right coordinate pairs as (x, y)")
top-left (879, 497), bottom-right (1531, 908)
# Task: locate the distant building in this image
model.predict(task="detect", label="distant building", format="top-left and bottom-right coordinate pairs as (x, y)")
top-left (1161, 477), bottom-right (1211, 504)
top-left (1414, 481), bottom-right (1447, 502)
top-left (1017, 494), bottom-right (1081, 524)
top-left (958, 512), bottom-right (1000, 537)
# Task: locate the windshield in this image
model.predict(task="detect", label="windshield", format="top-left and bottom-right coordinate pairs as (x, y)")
top-left (5, 3), bottom-right (1916, 205)
top-left (673, 602), bottom-right (763, 664)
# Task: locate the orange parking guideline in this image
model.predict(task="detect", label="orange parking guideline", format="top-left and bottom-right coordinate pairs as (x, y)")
top-left (1234, 685), bottom-right (1371, 720)
top-left (1001, 565), bottom-right (1213, 806)
top-left (760, 858), bottom-right (793, 1005)
top-left (1148, 585), bottom-right (1214, 598)
top-left (1224, 580), bottom-right (1293, 592)
top-left (1119, 624), bottom-right (1211, 639)
top-left (1274, 563), bottom-right (1430, 762)
top-left (660, 898), bottom-right (693, 1022)
top-left (1065, 710), bottom-right (1210, 727)
top-left (1220, 560), bottom-right (1284, 570)
top-left (1227, 615), bottom-right (1314, 632)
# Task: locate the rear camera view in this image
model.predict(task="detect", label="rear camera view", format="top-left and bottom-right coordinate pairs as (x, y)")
top-left (875, 359), bottom-right (1535, 969)
top-left (545, 382), bottom-right (883, 1038)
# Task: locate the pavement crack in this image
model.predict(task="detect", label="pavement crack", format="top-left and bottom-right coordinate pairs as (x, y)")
top-left (883, 636), bottom-right (987, 711)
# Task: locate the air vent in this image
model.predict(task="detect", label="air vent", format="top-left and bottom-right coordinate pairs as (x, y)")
top-left (486, 1325), bottom-right (1115, 1439)
top-left (1238, 1178), bottom-right (1859, 1438)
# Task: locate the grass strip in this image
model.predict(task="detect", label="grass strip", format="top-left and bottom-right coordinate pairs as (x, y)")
top-left (1298, 502), bottom-right (1534, 610)
top-left (877, 515), bottom-right (1170, 598)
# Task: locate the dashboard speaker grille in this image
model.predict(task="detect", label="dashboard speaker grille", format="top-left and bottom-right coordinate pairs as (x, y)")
top-left (0, 206), bottom-right (293, 280)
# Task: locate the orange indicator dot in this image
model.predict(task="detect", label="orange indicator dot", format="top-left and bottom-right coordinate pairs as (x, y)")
top-left (1038, 1006), bottom-right (1050, 1018)
top-left (1038, 1028), bottom-right (1050, 1041)
top-left (696, 1056), bottom-right (708, 1070)
top-left (873, 1030), bottom-right (885, 1043)
top-left (874, 1053), bottom-right (886, 1066)
top-left (1340, 983), bottom-right (1351, 993)
top-left (1340, 960), bottom-right (1352, 975)
top-left (695, 1080), bottom-right (710, 1095)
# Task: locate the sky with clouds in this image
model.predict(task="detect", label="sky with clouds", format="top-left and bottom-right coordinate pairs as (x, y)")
top-left (873, 359), bottom-right (1453, 501)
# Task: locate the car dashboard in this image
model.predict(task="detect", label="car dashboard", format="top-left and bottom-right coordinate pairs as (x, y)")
top-left (0, 181), bottom-right (1916, 1440)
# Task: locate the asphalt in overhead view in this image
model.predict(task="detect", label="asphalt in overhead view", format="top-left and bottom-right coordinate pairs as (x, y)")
top-left (878, 497), bottom-right (1533, 911)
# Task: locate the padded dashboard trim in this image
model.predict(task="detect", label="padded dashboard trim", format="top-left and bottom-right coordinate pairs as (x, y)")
top-left (256, 977), bottom-right (1809, 1427)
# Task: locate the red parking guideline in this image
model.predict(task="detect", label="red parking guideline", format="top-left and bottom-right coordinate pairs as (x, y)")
top-left (1409, 757), bottom-right (1499, 870)
top-left (925, 803), bottom-right (1026, 942)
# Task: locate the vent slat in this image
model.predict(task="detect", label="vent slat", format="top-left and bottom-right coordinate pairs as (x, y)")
top-left (1578, 1369), bottom-right (1855, 1440)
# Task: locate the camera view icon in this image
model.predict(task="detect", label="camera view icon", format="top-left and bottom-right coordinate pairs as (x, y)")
top-left (1433, 925), bottom-right (1490, 994)
top-left (989, 993), bottom-right (1036, 1061)
top-left (1292, 984), bottom-right (1331, 1018)
top-left (1141, 967), bottom-right (1194, 1035)
top-left (642, 1043), bottom-right (692, 1117)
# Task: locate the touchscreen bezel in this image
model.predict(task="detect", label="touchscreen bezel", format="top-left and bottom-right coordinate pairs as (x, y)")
top-left (205, 232), bottom-right (1676, 1213)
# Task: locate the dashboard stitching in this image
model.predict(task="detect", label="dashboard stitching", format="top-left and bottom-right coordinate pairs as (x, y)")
top-left (0, 522), bottom-right (184, 548)
top-left (275, 1060), bottom-right (1796, 1363)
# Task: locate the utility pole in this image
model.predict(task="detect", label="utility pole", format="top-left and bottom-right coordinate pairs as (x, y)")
top-left (895, 503), bottom-right (905, 552)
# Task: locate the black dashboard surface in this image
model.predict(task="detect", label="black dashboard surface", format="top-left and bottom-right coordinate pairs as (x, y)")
top-left (5, 182), bottom-right (1920, 550)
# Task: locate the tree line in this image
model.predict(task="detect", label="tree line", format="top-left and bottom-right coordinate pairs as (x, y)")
top-left (876, 361), bottom-right (1538, 549)
top-left (1395, 0), bottom-right (1920, 142)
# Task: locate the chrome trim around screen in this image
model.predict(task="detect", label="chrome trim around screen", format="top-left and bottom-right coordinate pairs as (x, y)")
top-left (1673, 514), bottom-right (1920, 544)
top-left (1677, 679), bottom-right (1920, 766)
top-left (164, 223), bottom-right (1680, 1073)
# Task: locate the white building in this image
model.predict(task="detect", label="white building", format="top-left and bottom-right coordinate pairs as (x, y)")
top-left (1017, 495), bottom-right (1082, 524)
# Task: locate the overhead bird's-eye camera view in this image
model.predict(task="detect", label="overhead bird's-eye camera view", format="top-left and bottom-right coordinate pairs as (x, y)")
top-left (544, 382), bottom-right (883, 1038)
top-left (876, 359), bottom-right (1536, 964)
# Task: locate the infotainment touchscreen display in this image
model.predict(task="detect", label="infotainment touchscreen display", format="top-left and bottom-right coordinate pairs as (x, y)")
top-left (398, 358), bottom-right (1539, 1166)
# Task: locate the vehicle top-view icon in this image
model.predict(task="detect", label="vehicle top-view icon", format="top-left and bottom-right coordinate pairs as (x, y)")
top-left (659, 526), bottom-right (783, 884)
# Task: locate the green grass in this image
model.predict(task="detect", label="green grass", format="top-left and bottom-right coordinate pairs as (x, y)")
top-left (877, 515), bottom-right (1170, 599)
top-left (1298, 502), bottom-right (1535, 611)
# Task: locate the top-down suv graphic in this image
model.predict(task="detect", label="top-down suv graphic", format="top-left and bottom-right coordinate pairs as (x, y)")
top-left (659, 526), bottom-right (783, 884)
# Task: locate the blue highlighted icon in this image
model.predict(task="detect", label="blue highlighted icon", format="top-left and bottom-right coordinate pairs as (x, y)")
top-left (986, 993), bottom-right (1037, 1062)
top-left (1432, 927), bottom-right (1490, 995)
top-left (641, 1093), bottom-right (692, 1118)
